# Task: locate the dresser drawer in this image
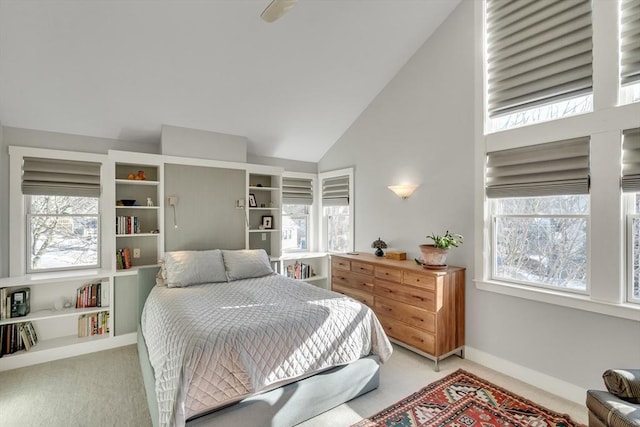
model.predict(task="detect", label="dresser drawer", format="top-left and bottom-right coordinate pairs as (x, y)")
top-left (333, 284), bottom-right (374, 308)
top-left (378, 315), bottom-right (435, 355)
top-left (374, 280), bottom-right (436, 312)
top-left (403, 271), bottom-right (436, 291)
top-left (375, 296), bottom-right (435, 333)
top-left (374, 266), bottom-right (402, 282)
top-left (331, 257), bottom-right (350, 271)
top-left (351, 260), bottom-right (374, 276)
top-left (332, 271), bottom-right (374, 294)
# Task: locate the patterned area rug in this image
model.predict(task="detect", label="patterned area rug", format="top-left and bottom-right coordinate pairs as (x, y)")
top-left (352, 369), bottom-right (585, 427)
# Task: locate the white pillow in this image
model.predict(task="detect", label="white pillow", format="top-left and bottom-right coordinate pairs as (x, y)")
top-left (163, 249), bottom-right (228, 287)
top-left (222, 249), bottom-right (274, 280)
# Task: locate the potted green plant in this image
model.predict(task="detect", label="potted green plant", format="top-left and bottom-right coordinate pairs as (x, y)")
top-left (418, 231), bottom-right (463, 266)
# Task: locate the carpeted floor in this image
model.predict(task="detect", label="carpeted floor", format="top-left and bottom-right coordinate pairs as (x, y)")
top-left (0, 344), bottom-right (588, 427)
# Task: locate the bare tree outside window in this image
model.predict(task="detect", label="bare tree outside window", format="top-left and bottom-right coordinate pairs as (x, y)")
top-left (282, 204), bottom-right (309, 251)
top-left (492, 195), bottom-right (589, 292)
top-left (28, 195), bottom-right (100, 272)
top-left (325, 206), bottom-right (350, 253)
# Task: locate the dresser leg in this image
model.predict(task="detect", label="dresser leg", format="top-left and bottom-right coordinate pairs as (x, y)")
top-left (434, 358), bottom-right (439, 372)
top-left (460, 347), bottom-right (465, 359)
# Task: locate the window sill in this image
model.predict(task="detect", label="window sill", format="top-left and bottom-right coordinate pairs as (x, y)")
top-left (474, 279), bottom-right (640, 322)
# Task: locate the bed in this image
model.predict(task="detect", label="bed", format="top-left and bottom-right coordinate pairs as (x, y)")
top-left (138, 249), bottom-right (393, 427)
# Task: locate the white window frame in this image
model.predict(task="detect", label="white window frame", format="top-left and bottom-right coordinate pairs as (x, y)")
top-left (625, 194), bottom-right (640, 304)
top-left (8, 146), bottom-right (111, 277)
top-left (318, 168), bottom-right (354, 253)
top-left (474, 0), bottom-right (640, 321)
top-left (281, 171), bottom-right (317, 253)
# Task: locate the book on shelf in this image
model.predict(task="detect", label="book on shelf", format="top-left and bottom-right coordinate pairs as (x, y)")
top-left (77, 311), bottom-right (110, 338)
top-left (284, 261), bottom-right (314, 280)
top-left (76, 282), bottom-right (108, 308)
top-left (116, 248), bottom-right (132, 269)
top-left (116, 216), bottom-right (141, 235)
top-left (0, 321), bottom-right (38, 357)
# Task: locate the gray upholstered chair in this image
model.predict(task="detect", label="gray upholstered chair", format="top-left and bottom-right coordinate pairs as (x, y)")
top-left (586, 369), bottom-right (640, 427)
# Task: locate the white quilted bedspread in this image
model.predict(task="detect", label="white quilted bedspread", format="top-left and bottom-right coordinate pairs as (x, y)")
top-left (141, 274), bottom-right (392, 427)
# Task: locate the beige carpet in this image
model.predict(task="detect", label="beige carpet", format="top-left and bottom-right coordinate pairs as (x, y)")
top-left (0, 345), bottom-right (152, 427)
top-left (0, 344), bottom-right (587, 427)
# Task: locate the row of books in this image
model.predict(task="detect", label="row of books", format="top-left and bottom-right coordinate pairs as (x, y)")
top-left (0, 322), bottom-right (38, 356)
top-left (76, 282), bottom-right (109, 309)
top-left (78, 311), bottom-right (110, 338)
top-left (116, 248), bottom-right (133, 270)
top-left (285, 261), bottom-right (315, 280)
top-left (0, 287), bottom-right (31, 320)
top-left (116, 216), bottom-right (141, 235)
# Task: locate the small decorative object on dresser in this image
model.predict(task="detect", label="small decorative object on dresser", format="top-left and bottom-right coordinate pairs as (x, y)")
top-left (371, 237), bottom-right (388, 257)
top-left (419, 230), bottom-right (463, 267)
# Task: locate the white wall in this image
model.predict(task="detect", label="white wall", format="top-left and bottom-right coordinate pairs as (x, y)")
top-left (319, 0), bottom-right (640, 396)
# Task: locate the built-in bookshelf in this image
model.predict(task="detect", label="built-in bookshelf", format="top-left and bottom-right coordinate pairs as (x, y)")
top-left (0, 270), bottom-right (126, 370)
top-left (114, 159), bottom-right (163, 269)
top-left (247, 169), bottom-right (282, 257)
top-left (278, 252), bottom-right (329, 289)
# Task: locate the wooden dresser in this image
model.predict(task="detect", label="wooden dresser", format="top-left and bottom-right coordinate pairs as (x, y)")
top-left (331, 253), bottom-right (465, 371)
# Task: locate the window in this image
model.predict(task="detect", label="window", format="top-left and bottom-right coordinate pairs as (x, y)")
top-left (320, 169), bottom-right (353, 253)
top-left (484, 0), bottom-right (593, 132)
top-left (486, 137), bottom-right (590, 293)
top-left (282, 204), bottom-right (309, 251)
top-left (281, 175), bottom-right (314, 252)
top-left (27, 195), bottom-right (100, 272)
top-left (21, 157), bottom-right (102, 272)
top-left (619, 0), bottom-right (640, 105)
top-left (492, 195), bottom-right (589, 292)
top-left (622, 128), bottom-right (640, 302)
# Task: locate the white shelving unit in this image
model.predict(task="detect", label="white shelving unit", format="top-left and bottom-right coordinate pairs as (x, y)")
top-left (246, 168), bottom-right (283, 257)
top-left (278, 252), bottom-right (329, 289)
top-left (0, 270), bottom-right (132, 371)
top-left (113, 157), bottom-right (164, 270)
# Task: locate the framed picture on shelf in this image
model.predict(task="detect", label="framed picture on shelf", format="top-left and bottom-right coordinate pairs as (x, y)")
top-left (262, 215), bottom-right (273, 229)
top-left (249, 193), bottom-right (257, 207)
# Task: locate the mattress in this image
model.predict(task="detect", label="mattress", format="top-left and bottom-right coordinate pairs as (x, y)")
top-left (141, 274), bottom-right (393, 427)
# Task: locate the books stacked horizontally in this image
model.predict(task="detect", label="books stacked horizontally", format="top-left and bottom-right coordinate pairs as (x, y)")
top-left (116, 216), bottom-right (141, 235)
top-left (0, 287), bottom-right (30, 319)
top-left (0, 322), bottom-right (38, 356)
top-left (285, 261), bottom-right (315, 280)
top-left (78, 311), bottom-right (110, 338)
top-left (76, 282), bottom-right (109, 308)
top-left (116, 248), bottom-right (132, 270)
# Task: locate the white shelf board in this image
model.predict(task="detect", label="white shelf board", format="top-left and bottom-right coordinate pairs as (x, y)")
top-left (0, 269), bottom-right (112, 288)
top-left (248, 207), bottom-right (280, 211)
top-left (278, 252), bottom-right (328, 261)
top-left (302, 275), bottom-right (328, 282)
top-left (248, 186), bottom-right (279, 191)
top-left (115, 179), bottom-right (160, 186)
top-left (115, 233), bottom-right (160, 238)
top-left (248, 229), bottom-right (280, 233)
top-left (0, 306), bottom-right (110, 326)
top-left (116, 206), bottom-right (159, 210)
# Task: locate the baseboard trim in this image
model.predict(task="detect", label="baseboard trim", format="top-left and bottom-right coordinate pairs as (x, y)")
top-left (464, 346), bottom-right (586, 405)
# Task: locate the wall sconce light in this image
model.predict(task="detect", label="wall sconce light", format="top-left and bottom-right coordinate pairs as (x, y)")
top-left (388, 184), bottom-right (419, 200)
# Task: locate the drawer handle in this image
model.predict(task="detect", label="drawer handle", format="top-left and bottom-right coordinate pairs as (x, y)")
top-left (411, 316), bottom-right (423, 322)
top-left (412, 296), bottom-right (424, 301)
top-left (411, 336), bottom-right (424, 343)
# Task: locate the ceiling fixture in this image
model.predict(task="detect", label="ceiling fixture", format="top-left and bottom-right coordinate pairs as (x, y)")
top-left (261, 0), bottom-right (298, 23)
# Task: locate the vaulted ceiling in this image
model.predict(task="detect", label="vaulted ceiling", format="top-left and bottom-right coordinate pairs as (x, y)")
top-left (0, 0), bottom-right (460, 162)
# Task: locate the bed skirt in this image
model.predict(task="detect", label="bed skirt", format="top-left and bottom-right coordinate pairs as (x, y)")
top-left (137, 327), bottom-right (381, 427)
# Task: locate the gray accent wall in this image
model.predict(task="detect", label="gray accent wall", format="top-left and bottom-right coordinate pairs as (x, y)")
top-left (318, 0), bottom-right (639, 392)
top-left (163, 163), bottom-right (245, 251)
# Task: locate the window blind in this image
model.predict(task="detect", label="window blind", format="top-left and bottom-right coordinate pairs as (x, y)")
top-left (622, 128), bottom-right (640, 192)
top-left (621, 0), bottom-right (640, 86)
top-left (282, 177), bottom-right (313, 205)
top-left (486, 0), bottom-right (593, 117)
top-left (22, 157), bottom-right (101, 197)
top-left (322, 176), bottom-right (349, 206)
top-left (486, 137), bottom-right (590, 198)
